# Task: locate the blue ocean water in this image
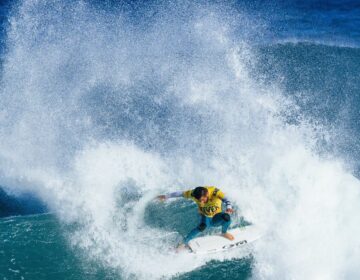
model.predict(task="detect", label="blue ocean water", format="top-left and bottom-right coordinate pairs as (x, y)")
top-left (0, 0), bottom-right (360, 279)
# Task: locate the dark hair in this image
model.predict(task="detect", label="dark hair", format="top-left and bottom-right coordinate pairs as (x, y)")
top-left (192, 187), bottom-right (208, 200)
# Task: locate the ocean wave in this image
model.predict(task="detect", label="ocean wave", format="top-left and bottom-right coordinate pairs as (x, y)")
top-left (0, 187), bottom-right (47, 218)
top-left (266, 38), bottom-right (360, 49)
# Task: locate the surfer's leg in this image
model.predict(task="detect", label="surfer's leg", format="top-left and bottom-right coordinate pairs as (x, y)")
top-left (220, 213), bottom-right (231, 233)
top-left (184, 215), bottom-right (210, 244)
top-left (211, 212), bottom-right (231, 233)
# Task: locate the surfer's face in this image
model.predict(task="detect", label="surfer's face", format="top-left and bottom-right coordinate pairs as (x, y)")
top-left (199, 193), bottom-right (209, 203)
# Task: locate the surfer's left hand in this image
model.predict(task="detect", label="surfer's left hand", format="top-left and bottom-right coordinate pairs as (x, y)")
top-left (156, 195), bottom-right (166, 201)
top-left (226, 208), bottom-right (234, 214)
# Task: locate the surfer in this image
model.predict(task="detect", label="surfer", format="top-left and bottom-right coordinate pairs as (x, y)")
top-left (157, 186), bottom-right (234, 249)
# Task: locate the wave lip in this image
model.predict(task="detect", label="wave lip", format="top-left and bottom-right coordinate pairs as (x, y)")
top-left (0, 187), bottom-right (47, 218)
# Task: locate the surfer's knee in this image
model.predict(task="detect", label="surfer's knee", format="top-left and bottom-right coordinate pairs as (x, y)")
top-left (222, 213), bottom-right (230, 222)
top-left (198, 222), bottom-right (207, 232)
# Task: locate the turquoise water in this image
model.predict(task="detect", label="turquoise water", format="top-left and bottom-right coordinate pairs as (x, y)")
top-left (1, 207), bottom-right (252, 280)
top-left (1, 214), bottom-right (83, 279)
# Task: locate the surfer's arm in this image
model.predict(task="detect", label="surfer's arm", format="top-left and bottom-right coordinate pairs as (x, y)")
top-left (216, 189), bottom-right (233, 211)
top-left (165, 191), bottom-right (184, 199)
top-left (157, 190), bottom-right (187, 201)
top-left (222, 197), bottom-right (233, 210)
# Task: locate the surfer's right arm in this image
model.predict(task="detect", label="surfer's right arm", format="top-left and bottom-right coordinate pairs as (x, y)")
top-left (157, 191), bottom-right (187, 201)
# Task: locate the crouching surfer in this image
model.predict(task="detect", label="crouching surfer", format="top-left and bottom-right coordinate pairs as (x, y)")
top-left (157, 186), bottom-right (234, 251)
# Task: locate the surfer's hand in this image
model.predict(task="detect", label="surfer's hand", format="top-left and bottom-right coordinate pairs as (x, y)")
top-left (226, 208), bottom-right (234, 214)
top-left (157, 195), bottom-right (166, 201)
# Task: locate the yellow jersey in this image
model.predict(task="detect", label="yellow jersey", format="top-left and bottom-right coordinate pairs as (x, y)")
top-left (183, 186), bottom-right (226, 217)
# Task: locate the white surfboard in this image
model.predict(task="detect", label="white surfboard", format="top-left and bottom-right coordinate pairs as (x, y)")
top-left (188, 225), bottom-right (262, 254)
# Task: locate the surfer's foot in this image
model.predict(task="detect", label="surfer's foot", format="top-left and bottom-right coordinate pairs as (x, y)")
top-left (222, 232), bottom-right (234, 241)
top-left (175, 243), bottom-right (189, 253)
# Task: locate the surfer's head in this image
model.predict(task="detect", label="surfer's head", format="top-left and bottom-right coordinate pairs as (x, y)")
top-left (192, 187), bottom-right (209, 203)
